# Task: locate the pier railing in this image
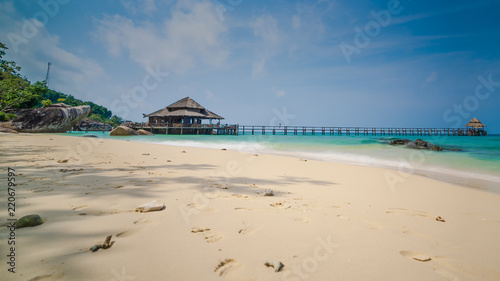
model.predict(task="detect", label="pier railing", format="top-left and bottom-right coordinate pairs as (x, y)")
top-left (123, 123), bottom-right (486, 136)
top-left (238, 126), bottom-right (486, 136)
top-left (131, 123), bottom-right (239, 135)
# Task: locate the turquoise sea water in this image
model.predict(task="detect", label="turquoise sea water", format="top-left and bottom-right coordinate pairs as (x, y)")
top-left (64, 131), bottom-right (500, 189)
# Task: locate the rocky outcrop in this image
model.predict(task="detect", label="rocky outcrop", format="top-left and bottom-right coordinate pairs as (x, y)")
top-left (122, 121), bottom-right (136, 128)
top-left (137, 129), bottom-right (154, 135)
top-left (0, 104), bottom-right (91, 133)
top-left (110, 125), bottom-right (140, 136)
top-left (0, 127), bottom-right (18, 134)
top-left (389, 138), bottom-right (445, 151)
top-left (73, 118), bottom-right (113, 131)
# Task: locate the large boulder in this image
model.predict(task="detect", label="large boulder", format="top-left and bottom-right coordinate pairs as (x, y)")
top-left (137, 129), bottom-right (154, 135)
top-left (110, 125), bottom-right (140, 136)
top-left (0, 127), bottom-right (19, 134)
top-left (0, 104), bottom-right (91, 133)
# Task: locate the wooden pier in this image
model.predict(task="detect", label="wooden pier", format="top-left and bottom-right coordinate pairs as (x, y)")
top-left (124, 123), bottom-right (486, 136)
top-left (132, 123), bottom-right (239, 135)
top-left (238, 126), bottom-right (487, 136)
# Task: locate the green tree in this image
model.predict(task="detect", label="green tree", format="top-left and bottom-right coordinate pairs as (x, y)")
top-left (41, 99), bottom-right (52, 107)
top-left (0, 44), bottom-right (48, 113)
top-left (110, 115), bottom-right (124, 126)
top-left (1, 41), bottom-right (123, 126)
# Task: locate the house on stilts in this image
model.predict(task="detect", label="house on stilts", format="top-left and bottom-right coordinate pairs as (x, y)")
top-left (139, 97), bottom-right (237, 135)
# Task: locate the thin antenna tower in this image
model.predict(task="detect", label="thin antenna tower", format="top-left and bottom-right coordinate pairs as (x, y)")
top-left (45, 62), bottom-right (51, 88)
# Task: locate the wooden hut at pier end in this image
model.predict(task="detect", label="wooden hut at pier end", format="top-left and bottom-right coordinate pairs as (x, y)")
top-left (465, 117), bottom-right (487, 136)
top-left (140, 97), bottom-right (235, 135)
top-left (145, 97), bottom-right (224, 126)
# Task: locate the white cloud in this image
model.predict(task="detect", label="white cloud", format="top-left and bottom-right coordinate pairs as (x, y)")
top-left (249, 14), bottom-right (284, 79)
top-left (292, 14), bottom-right (301, 30)
top-left (252, 59), bottom-right (266, 79)
top-left (251, 14), bottom-right (282, 46)
top-left (95, 1), bottom-right (229, 75)
top-left (426, 72), bottom-right (438, 82)
top-left (0, 2), bottom-right (105, 99)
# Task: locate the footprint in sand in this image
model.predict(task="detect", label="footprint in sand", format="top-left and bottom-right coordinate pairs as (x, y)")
top-left (186, 202), bottom-right (217, 213)
top-left (399, 250), bottom-right (471, 280)
top-left (386, 208), bottom-right (432, 218)
top-left (238, 222), bottom-right (263, 235)
top-left (294, 217), bottom-right (310, 223)
top-left (214, 259), bottom-right (241, 277)
top-left (234, 207), bottom-right (253, 212)
top-left (270, 202), bottom-right (291, 209)
top-left (28, 272), bottom-right (65, 281)
top-left (231, 194), bottom-right (248, 199)
top-left (32, 187), bottom-right (54, 193)
top-left (116, 228), bottom-right (141, 238)
top-left (134, 217), bottom-right (153, 225)
top-left (336, 214), bottom-right (381, 229)
top-left (71, 205), bottom-right (90, 211)
top-left (387, 208), bottom-right (447, 222)
top-left (75, 208), bottom-right (122, 216)
top-left (400, 250), bottom-right (432, 262)
top-left (191, 227), bottom-right (223, 243)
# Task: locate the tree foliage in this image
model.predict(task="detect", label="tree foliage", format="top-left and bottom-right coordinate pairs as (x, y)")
top-left (0, 42), bottom-right (122, 126)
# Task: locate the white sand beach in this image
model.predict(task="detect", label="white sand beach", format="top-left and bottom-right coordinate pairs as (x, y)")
top-left (1, 133), bottom-right (500, 281)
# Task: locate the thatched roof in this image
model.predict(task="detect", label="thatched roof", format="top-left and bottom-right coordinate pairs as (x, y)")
top-left (167, 97), bottom-right (205, 110)
top-left (465, 117), bottom-right (485, 128)
top-left (144, 97), bottom-right (224, 119)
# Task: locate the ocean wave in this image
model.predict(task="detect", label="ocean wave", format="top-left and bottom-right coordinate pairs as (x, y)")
top-left (135, 136), bottom-right (500, 190)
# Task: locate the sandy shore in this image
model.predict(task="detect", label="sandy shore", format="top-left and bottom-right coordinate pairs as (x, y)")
top-left (1, 133), bottom-right (500, 281)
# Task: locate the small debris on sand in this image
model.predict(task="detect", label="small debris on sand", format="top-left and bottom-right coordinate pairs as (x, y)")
top-left (412, 255), bottom-right (432, 262)
top-left (262, 189), bottom-right (274, 196)
top-left (435, 216), bottom-right (445, 222)
top-left (135, 200), bottom-right (165, 212)
top-left (90, 235), bottom-right (113, 252)
top-left (264, 261), bottom-right (284, 272)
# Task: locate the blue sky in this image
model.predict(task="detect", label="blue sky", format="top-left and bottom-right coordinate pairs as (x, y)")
top-left (1, 0), bottom-right (499, 132)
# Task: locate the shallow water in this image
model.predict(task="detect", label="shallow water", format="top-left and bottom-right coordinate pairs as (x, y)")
top-left (63, 131), bottom-right (500, 191)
